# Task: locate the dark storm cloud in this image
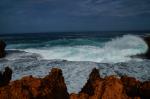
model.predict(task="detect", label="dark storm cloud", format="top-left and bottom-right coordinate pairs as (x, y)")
top-left (1, 0), bottom-right (150, 17)
top-left (0, 0), bottom-right (67, 16)
top-left (0, 0), bottom-right (150, 33)
top-left (73, 0), bottom-right (150, 16)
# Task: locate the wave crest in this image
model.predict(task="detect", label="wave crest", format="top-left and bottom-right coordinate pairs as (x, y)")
top-left (20, 35), bottom-right (148, 63)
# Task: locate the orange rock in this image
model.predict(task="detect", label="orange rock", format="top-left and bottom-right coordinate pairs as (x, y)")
top-left (0, 68), bottom-right (69, 99)
top-left (0, 67), bottom-right (149, 99)
top-left (100, 76), bottom-right (128, 99)
top-left (71, 69), bottom-right (130, 99)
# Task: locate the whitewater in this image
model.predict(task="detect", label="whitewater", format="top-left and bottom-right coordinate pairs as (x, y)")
top-left (22, 35), bottom-right (148, 63)
top-left (0, 33), bottom-right (150, 93)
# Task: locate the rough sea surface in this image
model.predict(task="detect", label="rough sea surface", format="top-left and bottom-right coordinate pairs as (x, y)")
top-left (0, 32), bottom-right (150, 93)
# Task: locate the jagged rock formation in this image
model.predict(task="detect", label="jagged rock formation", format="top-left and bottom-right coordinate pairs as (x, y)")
top-left (70, 69), bottom-right (150, 99)
top-left (0, 40), bottom-right (6, 58)
top-left (0, 68), bottom-right (69, 99)
top-left (70, 69), bottom-right (130, 99)
top-left (0, 67), bottom-right (149, 99)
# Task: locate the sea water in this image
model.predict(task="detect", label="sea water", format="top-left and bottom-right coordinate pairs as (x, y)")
top-left (0, 32), bottom-right (150, 93)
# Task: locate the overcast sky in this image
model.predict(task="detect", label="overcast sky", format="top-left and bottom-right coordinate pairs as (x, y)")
top-left (0, 0), bottom-right (150, 33)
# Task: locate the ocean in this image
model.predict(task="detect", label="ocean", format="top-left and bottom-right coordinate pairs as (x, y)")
top-left (0, 32), bottom-right (150, 93)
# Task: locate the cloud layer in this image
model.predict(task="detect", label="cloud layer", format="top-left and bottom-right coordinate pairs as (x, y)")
top-left (1, 0), bottom-right (150, 17)
top-left (74, 0), bottom-right (150, 16)
top-left (0, 0), bottom-right (150, 33)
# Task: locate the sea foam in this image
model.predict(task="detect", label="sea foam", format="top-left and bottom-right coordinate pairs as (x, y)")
top-left (1, 34), bottom-right (149, 93)
top-left (22, 35), bottom-right (148, 63)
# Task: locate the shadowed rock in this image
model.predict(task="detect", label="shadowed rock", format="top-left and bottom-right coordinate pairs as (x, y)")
top-left (121, 76), bottom-right (141, 97)
top-left (143, 36), bottom-right (150, 59)
top-left (0, 40), bottom-right (6, 58)
top-left (131, 36), bottom-right (150, 59)
top-left (79, 68), bottom-right (102, 96)
top-left (0, 67), bottom-right (12, 87)
top-left (140, 81), bottom-right (150, 99)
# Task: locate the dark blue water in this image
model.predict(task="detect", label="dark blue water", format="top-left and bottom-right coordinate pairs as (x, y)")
top-left (0, 32), bottom-right (147, 50)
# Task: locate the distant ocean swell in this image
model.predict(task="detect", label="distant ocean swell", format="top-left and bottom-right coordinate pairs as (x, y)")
top-left (8, 34), bottom-right (147, 63)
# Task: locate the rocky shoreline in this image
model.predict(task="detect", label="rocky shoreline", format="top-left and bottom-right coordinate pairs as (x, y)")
top-left (0, 67), bottom-right (149, 99)
top-left (0, 36), bottom-right (150, 99)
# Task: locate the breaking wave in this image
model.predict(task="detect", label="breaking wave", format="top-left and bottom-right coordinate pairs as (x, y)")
top-left (20, 35), bottom-right (148, 63)
top-left (1, 34), bottom-right (150, 93)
